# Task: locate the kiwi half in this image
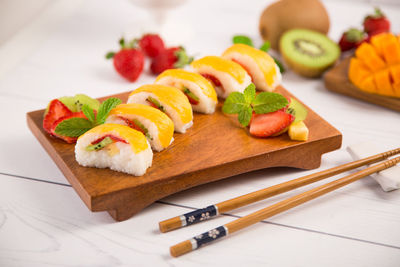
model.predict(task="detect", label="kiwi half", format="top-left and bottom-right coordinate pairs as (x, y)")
top-left (280, 28), bottom-right (340, 78)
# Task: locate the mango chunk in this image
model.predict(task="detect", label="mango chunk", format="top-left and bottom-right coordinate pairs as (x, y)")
top-left (288, 121), bottom-right (309, 141)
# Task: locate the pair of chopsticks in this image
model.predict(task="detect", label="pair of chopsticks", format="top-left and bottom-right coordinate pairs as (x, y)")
top-left (159, 148), bottom-right (400, 257)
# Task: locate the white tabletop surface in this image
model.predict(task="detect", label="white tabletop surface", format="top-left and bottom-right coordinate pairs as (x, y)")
top-left (0, 0), bottom-right (400, 266)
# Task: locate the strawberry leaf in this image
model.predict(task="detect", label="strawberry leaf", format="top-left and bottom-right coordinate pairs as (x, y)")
top-left (54, 117), bottom-right (93, 137)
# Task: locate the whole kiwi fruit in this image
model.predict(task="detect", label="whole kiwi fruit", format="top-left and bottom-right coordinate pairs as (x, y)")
top-left (259, 0), bottom-right (330, 51)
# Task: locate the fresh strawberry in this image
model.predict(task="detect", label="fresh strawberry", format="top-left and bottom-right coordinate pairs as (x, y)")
top-left (106, 38), bottom-right (145, 82)
top-left (363, 8), bottom-right (390, 35)
top-left (249, 110), bottom-right (294, 137)
top-left (50, 112), bottom-right (87, 143)
top-left (150, 47), bottom-right (193, 75)
top-left (43, 99), bottom-right (72, 134)
top-left (139, 34), bottom-right (165, 58)
top-left (338, 28), bottom-right (366, 52)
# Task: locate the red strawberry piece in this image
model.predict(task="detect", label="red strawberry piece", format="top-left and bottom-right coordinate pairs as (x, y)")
top-left (49, 112), bottom-right (87, 143)
top-left (249, 110), bottom-right (294, 137)
top-left (113, 49), bottom-right (144, 82)
top-left (338, 28), bottom-right (366, 52)
top-left (139, 34), bottom-right (165, 58)
top-left (201, 73), bottom-right (222, 87)
top-left (150, 47), bottom-right (193, 75)
top-left (43, 99), bottom-right (72, 134)
top-left (363, 7), bottom-right (390, 35)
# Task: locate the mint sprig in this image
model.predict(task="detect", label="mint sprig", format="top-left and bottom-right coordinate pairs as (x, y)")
top-left (233, 35), bottom-right (254, 47)
top-left (54, 97), bottom-right (122, 137)
top-left (222, 83), bottom-right (288, 127)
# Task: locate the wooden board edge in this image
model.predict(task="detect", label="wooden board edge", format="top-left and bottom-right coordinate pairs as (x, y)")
top-left (26, 111), bottom-right (93, 210)
top-left (100, 133), bottom-right (342, 221)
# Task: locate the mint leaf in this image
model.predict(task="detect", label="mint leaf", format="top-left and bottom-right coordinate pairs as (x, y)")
top-left (82, 104), bottom-right (95, 123)
top-left (238, 106), bottom-right (252, 127)
top-left (273, 57), bottom-right (285, 73)
top-left (55, 117), bottom-right (93, 137)
top-left (243, 83), bottom-right (256, 104)
top-left (260, 41), bottom-right (270, 52)
top-left (233, 35), bottom-right (253, 47)
top-left (96, 97), bottom-right (122, 125)
top-left (252, 92), bottom-right (288, 114)
top-left (222, 92), bottom-right (247, 114)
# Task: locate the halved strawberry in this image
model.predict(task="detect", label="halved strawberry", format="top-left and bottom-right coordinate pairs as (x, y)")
top-left (249, 110), bottom-right (294, 137)
top-left (49, 112), bottom-right (87, 143)
top-left (43, 99), bottom-right (72, 134)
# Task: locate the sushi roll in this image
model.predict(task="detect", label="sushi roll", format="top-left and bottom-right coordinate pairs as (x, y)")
top-left (191, 56), bottom-right (252, 99)
top-left (127, 84), bottom-right (193, 133)
top-left (222, 44), bottom-right (281, 92)
top-left (155, 69), bottom-right (218, 114)
top-left (75, 124), bottom-right (152, 176)
top-left (106, 103), bottom-right (174, 152)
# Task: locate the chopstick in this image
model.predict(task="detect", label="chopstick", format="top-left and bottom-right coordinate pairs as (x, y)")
top-left (159, 147), bottom-right (400, 233)
top-left (169, 155), bottom-right (400, 257)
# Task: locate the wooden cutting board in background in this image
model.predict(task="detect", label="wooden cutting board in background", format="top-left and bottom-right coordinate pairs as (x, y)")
top-left (26, 86), bottom-right (342, 222)
top-left (324, 57), bottom-right (400, 112)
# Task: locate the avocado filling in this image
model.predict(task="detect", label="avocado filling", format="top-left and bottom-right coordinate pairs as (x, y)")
top-left (183, 87), bottom-right (200, 105)
top-left (86, 136), bottom-right (113, 151)
top-left (147, 97), bottom-right (165, 112)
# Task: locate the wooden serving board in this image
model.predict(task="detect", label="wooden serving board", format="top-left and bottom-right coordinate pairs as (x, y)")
top-left (324, 57), bottom-right (400, 112)
top-left (27, 86), bottom-right (342, 221)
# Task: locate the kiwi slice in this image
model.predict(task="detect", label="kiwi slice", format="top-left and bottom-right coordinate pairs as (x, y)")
top-left (59, 94), bottom-right (100, 112)
top-left (280, 29), bottom-right (340, 78)
top-left (287, 98), bottom-right (308, 123)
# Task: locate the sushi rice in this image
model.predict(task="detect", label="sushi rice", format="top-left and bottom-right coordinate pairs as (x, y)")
top-left (155, 69), bottom-right (218, 114)
top-left (106, 104), bottom-right (174, 152)
top-left (222, 44), bottom-right (281, 92)
top-left (127, 84), bottom-right (193, 133)
top-left (75, 124), bottom-right (152, 176)
top-left (191, 56), bottom-right (252, 99)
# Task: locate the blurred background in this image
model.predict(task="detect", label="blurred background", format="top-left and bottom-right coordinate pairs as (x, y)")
top-left (0, 0), bottom-right (398, 46)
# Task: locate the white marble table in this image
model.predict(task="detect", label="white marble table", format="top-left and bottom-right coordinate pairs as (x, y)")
top-left (0, 0), bottom-right (399, 266)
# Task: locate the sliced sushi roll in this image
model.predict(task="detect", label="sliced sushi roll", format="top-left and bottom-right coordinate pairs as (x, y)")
top-left (75, 124), bottom-right (152, 176)
top-left (106, 103), bottom-right (174, 152)
top-left (191, 56), bottom-right (252, 99)
top-left (222, 44), bottom-right (281, 92)
top-left (127, 84), bottom-right (193, 133)
top-left (155, 69), bottom-right (218, 114)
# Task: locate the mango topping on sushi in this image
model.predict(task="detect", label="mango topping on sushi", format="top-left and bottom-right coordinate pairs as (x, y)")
top-left (129, 84), bottom-right (193, 125)
top-left (191, 56), bottom-right (248, 84)
top-left (222, 44), bottom-right (281, 91)
top-left (79, 124), bottom-right (149, 153)
top-left (109, 104), bottom-right (174, 149)
top-left (155, 69), bottom-right (217, 102)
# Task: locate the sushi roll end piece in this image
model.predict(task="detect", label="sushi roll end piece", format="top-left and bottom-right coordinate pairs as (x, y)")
top-left (191, 56), bottom-right (252, 99)
top-left (106, 103), bottom-right (174, 152)
top-left (127, 84), bottom-right (193, 133)
top-left (222, 44), bottom-right (281, 92)
top-left (75, 124), bottom-right (152, 176)
top-left (155, 69), bottom-right (218, 114)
